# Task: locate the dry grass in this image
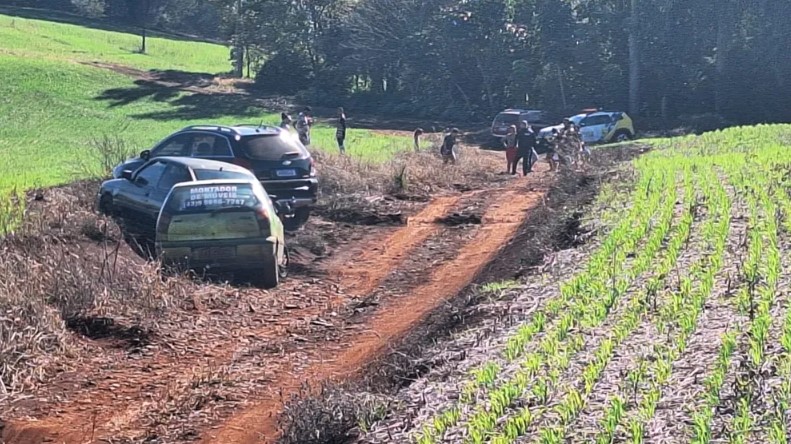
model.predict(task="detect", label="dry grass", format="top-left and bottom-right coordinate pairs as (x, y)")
top-left (0, 181), bottom-right (198, 396)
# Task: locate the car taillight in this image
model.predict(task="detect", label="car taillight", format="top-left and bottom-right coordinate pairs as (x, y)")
top-left (255, 207), bottom-right (270, 233)
top-left (309, 157), bottom-right (317, 177)
top-left (156, 213), bottom-right (173, 241)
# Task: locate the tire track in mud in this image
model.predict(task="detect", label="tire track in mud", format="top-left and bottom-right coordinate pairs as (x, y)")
top-left (1, 194), bottom-right (463, 444)
top-left (2, 179), bottom-right (544, 444)
top-left (200, 184), bottom-right (545, 444)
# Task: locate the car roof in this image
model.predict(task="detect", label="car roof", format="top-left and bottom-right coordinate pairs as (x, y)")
top-left (177, 124), bottom-right (283, 137)
top-left (156, 156), bottom-right (252, 174)
top-left (585, 111), bottom-right (623, 117)
top-left (171, 178), bottom-right (258, 189)
top-left (501, 109), bottom-right (543, 114)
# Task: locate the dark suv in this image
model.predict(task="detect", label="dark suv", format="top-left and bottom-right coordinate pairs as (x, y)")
top-left (113, 124), bottom-right (318, 230)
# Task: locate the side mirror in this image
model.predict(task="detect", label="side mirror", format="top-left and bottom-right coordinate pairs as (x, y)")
top-left (121, 169), bottom-right (134, 180)
top-left (140, 150), bottom-right (151, 161)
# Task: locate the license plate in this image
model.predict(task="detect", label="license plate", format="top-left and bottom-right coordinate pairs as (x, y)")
top-left (192, 246), bottom-right (235, 260)
top-left (275, 169), bottom-right (297, 177)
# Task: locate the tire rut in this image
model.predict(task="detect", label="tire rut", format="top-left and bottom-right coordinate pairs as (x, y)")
top-left (2, 179), bottom-right (544, 444)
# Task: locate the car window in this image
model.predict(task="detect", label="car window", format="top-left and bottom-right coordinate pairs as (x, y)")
top-left (152, 134), bottom-right (192, 157)
top-left (190, 134), bottom-right (234, 157)
top-left (193, 169), bottom-right (253, 181)
top-left (239, 135), bottom-right (307, 161)
top-left (134, 161), bottom-right (168, 187)
top-left (581, 115), bottom-right (613, 126)
top-left (164, 183), bottom-right (259, 214)
top-left (523, 111), bottom-right (544, 122)
top-left (157, 164), bottom-right (193, 191)
top-left (493, 113), bottom-right (519, 126)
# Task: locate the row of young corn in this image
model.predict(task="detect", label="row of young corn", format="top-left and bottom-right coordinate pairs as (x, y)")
top-left (459, 169), bottom-right (677, 444)
top-left (482, 165), bottom-right (695, 444)
top-left (414, 168), bottom-right (672, 444)
top-left (565, 161), bottom-right (731, 444)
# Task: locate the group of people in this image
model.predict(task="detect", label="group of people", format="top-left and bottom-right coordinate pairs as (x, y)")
top-left (279, 106), bottom-right (347, 153)
top-left (277, 108), bottom-right (588, 172)
top-left (503, 117), bottom-right (590, 174)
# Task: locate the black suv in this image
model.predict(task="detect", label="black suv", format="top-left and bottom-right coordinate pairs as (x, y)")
top-left (113, 125), bottom-right (319, 230)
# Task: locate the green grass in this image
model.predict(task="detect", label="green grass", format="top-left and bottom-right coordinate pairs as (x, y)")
top-left (0, 14), bottom-right (229, 73)
top-left (0, 15), bottom-right (412, 197)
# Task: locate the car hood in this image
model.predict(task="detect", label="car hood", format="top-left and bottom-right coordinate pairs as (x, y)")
top-left (99, 178), bottom-right (127, 193)
top-left (112, 157), bottom-right (146, 179)
top-left (538, 124), bottom-right (564, 137)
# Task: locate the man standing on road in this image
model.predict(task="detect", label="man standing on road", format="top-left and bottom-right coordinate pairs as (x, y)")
top-left (296, 106), bottom-right (312, 146)
top-left (441, 128), bottom-right (460, 164)
top-left (336, 107), bottom-right (347, 154)
top-left (514, 120), bottom-right (537, 176)
top-left (279, 112), bottom-right (293, 130)
top-left (556, 117), bottom-right (580, 170)
top-left (414, 128), bottom-right (424, 151)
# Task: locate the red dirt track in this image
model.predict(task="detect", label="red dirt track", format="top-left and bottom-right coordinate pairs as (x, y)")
top-left (2, 172), bottom-right (548, 444)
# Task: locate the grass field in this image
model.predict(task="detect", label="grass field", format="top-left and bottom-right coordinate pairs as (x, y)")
top-left (0, 13), bottom-right (412, 200)
top-left (359, 124), bottom-right (791, 444)
top-left (0, 13), bottom-right (229, 73)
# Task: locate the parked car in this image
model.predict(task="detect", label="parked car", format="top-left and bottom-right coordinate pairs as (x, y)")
top-left (489, 109), bottom-right (552, 148)
top-left (112, 124), bottom-right (318, 231)
top-left (577, 112), bottom-right (635, 144)
top-left (97, 157), bottom-right (259, 238)
top-left (155, 179), bottom-right (288, 288)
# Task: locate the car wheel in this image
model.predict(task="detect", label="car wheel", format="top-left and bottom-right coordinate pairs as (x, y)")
top-left (278, 246), bottom-right (289, 280)
top-left (259, 255), bottom-right (280, 289)
top-left (614, 130), bottom-right (632, 142)
top-left (283, 207), bottom-right (311, 232)
top-left (99, 194), bottom-right (114, 216)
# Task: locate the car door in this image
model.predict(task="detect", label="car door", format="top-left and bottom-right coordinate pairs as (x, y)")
top-left (148, 163), bottom-right (194, 216)
top-left (580, 115), bottom-right (613, 143)
top-left (187, 132), bottom-right (234, 160)
top-left (151, 133), bottom-right (194, 158)
top-left (125, 160), bottom-right (169, 231)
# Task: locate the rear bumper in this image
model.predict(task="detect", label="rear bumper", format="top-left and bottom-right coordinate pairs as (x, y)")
top-left (157, 238), bottom-right (277, 272)
top-left (261, 178), bottom-right (319, 206)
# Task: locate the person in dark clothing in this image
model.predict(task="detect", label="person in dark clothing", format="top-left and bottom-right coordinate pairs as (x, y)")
top-left (441, 128), bottom-right (459, 164)
top-left (414, 128), bottom-right (424, 151)
top-left (514, 121), bottom-right (537, 176)
top-left (336, 107), bottom-right (347, 153)
top-left (279, 112), bottom-right (293, 130)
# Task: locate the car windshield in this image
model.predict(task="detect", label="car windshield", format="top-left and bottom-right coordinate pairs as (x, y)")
top-left (240, 135), bottom-right (307, 161)
top-left (493, 113), bottom-right (520, 126)
top-left (164, 183), bottom-right (259, 214)
top-left (570, 114), bottom-right (586, 125)
top-left (193, 169), bottom-right (252, 181)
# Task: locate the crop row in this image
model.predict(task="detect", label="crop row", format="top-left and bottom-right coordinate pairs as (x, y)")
top-left (583, 163), bottom-right (731, 444)
top-left (414, 168), bottom-right (672, 443)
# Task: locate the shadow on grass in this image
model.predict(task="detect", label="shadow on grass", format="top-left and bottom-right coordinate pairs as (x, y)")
top-left (0, 5), bottom-right (224, 45)
top-left (95, 70), bottom-right (263, 121)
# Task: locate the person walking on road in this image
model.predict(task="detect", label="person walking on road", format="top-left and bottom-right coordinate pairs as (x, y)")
top-left (296, 107), bottom-right (312, 146)
top-left (503, 125), bottom-right (518, 174)
top-left (441, 128), bottom-right (460, 164)
top-left (514, 120), bottom-right (537, 176)
top-left (336, 107), bottom-right (347, 154)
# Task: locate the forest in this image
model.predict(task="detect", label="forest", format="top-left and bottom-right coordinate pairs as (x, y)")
top-left (6, 0), bottom-right (791, 126)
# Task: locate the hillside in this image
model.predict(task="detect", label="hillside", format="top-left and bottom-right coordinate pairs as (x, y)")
top-left (0, 14), bottom-right (411, 196)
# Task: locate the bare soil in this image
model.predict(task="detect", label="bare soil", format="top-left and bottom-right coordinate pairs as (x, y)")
top-left (0, 147), bottom-right (571, 443)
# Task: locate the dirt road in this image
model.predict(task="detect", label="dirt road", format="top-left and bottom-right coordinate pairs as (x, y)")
top-left (2, 172), bottom-right (548, 444)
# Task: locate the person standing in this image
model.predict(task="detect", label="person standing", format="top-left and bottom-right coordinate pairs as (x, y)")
top-left (336, 107), bottom-right (347, 154)
top-left (296, 106), bottom-right (312, 146)
top-left (503, 125), bottom-right (518, 174)
top-left (279, 112), bottom-right (293, 130)
top-left (514, 121), bottom-right (537, 176)
top-left (441, 128), bottom-right (460, 164)
top-left (413, 128), bottom-right (424, 151)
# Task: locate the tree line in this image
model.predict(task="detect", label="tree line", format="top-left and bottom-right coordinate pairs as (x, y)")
top-left (11, 0), bottom-right (791, 127)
